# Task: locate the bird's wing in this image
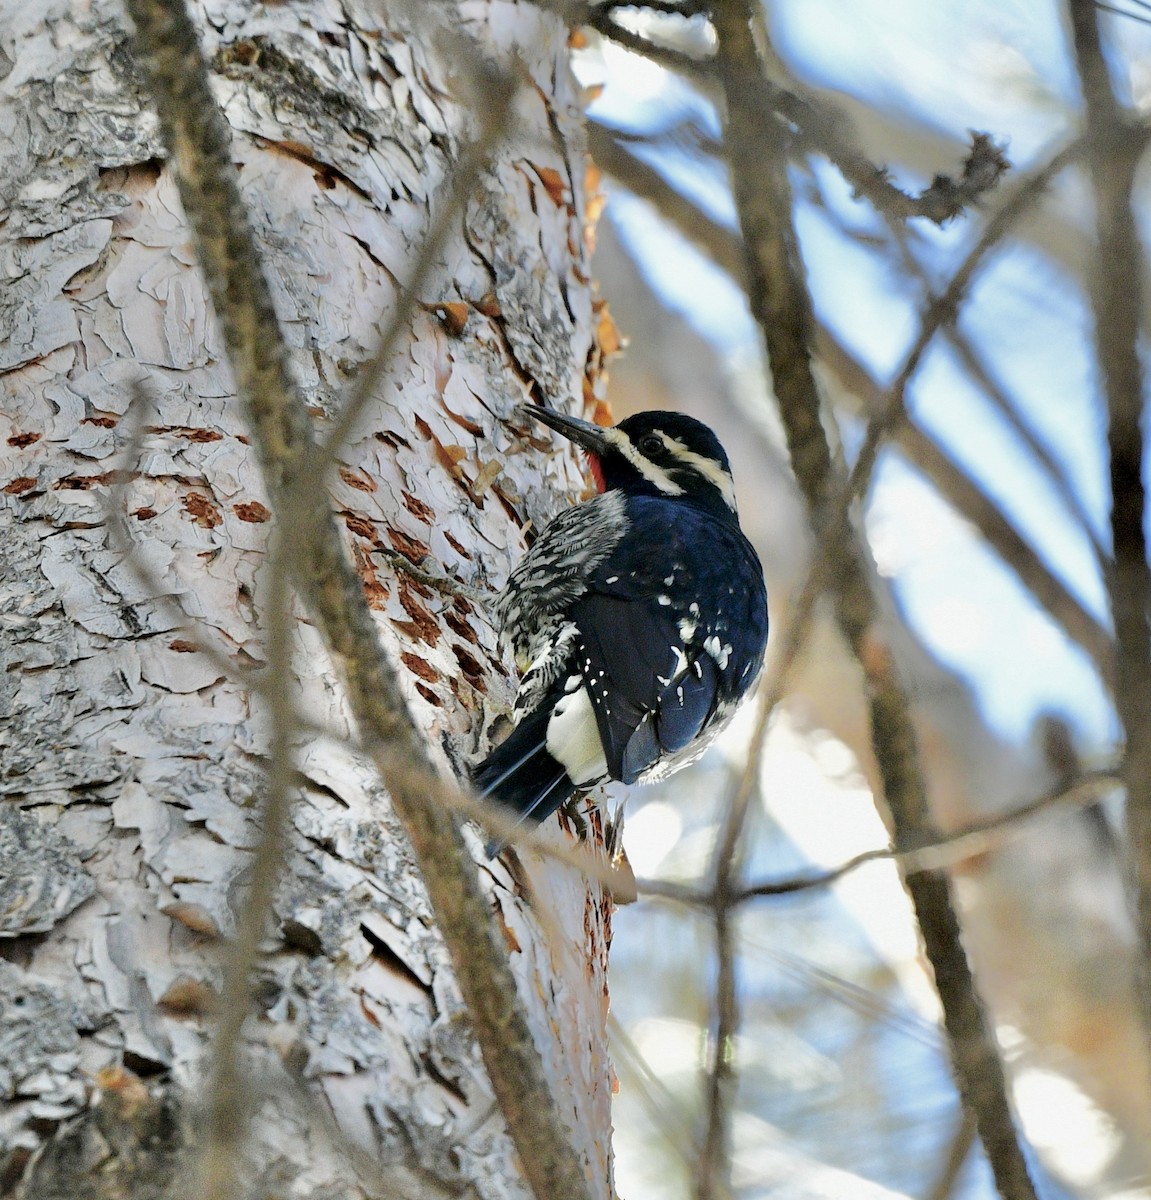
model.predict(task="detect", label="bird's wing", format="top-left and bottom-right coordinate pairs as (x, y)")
top-left (571, 590), bottom-right (720, 785)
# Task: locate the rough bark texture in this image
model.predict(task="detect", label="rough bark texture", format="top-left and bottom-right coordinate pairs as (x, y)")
top-left (0, 1), bottom-right (614, 1196)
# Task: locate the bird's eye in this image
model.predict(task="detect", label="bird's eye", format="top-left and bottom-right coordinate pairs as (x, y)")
top-left (638, 434), bottom-right (664, 457)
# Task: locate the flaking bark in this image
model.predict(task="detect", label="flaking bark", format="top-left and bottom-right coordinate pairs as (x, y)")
top-left (0, 1), bottom-right (615, 1195)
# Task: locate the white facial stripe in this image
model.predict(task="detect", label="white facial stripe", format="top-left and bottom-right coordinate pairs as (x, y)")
top-left (604, 427), bottom-right (685, 495)
top-left (660, 435), bottom-right (738, 512)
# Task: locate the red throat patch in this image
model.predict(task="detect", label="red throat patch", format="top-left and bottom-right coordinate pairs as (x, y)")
top-left (587, 452), bottom-right (606, 493)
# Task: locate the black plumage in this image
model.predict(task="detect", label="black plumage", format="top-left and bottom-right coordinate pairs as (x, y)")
top-left (474, 407), bottom-right (769, 849)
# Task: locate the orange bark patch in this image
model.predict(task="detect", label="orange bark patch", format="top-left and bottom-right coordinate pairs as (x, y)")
top-left (343, 512), bottom-right (377, 540)
top-left (415, 682), bottom-right (443, 707)
top-left (157, 976), bottom-right (218, 1016)
top-left (4, 476), bottom-right (37, 494)
top-left (81, 416), bottom-right (117, 428)
top-left (436, 443), bottom-right (468, 471)
top-left (496, 905), bottom-right (522, 954)
top-left (352, 543), bottom-right (389, 610)
top-left (595, 300), bottom-right (624, 357)
top-left (443, 407), bottom-right (484, 437)
top-left (182, 492), bottom-right (222, 528)
top-left (452, 644), bottom-right (486, 691)
top-left (94, 1066), bottom-right (150, 1119)
top-left (397, 578), bottom-right (440, 645)
top-left (161, 901), bottom-right (220, 937)
top-left (534, 165), bottom-right (568, 208)
top-left (388, 528), bottom-right (431, 564)
top-left (232, 500), bottom-right (271, 523)
top-left (401, 491), bottom-right (435, 522)
top-left (53, 472), bottom-right (115, 490)
top-left (475, 291), bottom-right (502, 318)
top-left (432, 301), bottom-right (469, 336)
top-left (444, 610), bottom-right (479, 645)
top-left (400, 652), bottom-right (440, 683)
top-left (339, 466), bottom-right (377, 493)
top-left (132, 506), bottom-right (158, 521)
top-left (175, 428), bottom-right (223, 443)
top-left (7, 432), bottom-right (41, 447)
top-left (444, 532), bottom-right (473, 561)
top-left (168, 639), bottom-right (197, 653)
top-left (591, 399), bottom-right (615, 428)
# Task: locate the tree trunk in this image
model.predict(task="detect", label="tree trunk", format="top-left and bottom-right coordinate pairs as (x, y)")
top-left (0, 1), bottom-right (614, 1195)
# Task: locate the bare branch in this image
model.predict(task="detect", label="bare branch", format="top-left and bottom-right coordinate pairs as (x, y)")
top-left (696, 560), bottom-right (824, 1199)
top-left (849, 139), bottom-right (1082, 493)
top-left (637, 769), bottom-right (1119, 905)
top-left (587, 14), bottom-right (1008, 225)
top-left (121, 2), bottom-right (596, 1198)
top-left (711, 3), bottom-right (1039, 1196)
top-left (589, 118), bottom-right (1113, 685)
top-left (1067, 0), bottom-right (1151, 1053)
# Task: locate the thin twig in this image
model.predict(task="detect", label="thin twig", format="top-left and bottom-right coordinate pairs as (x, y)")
top-left (636, 768), bottom-right (1119, 905)
top-left (943, 325), bottom-right (1108, 567)
top-left (121, 3), bottom-right (596, 1198)
top-left (696, 561), bottom-right (824, 1199)
top-left (711, 3), bottom-right (1039, 1196)
top-left (1067, 0), bottom-right (1151, 1055)
top-left (926, 1110), bottom-right (979, 1200)
top-left (587, 14), bottom-right (1008, 226)
top-left (848, 138), bottom-right (1082, 496)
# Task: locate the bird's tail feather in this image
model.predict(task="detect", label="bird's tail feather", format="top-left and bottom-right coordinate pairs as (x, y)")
top-left (473, 708), bottom-right (576, 856)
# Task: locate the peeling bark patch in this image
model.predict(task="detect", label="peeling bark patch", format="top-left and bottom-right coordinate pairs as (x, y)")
top-left (387, 528), bottom-right (430, 563)
top-left (0, 806), bottom-right (95, 936)
top-left (181, 492), bottom-right (222, 528)
top-left (342, 512), bottom-right (377, 540)
top-left (443, 610), bottom-right (478, 645)
top-left (401, 491), bottom-right (435, 522)
top-left (6, 433), bottom-right (41, 448)
top-left (81, 416), bottom-right (117, 428)
top-left (4, 477), bottom-right (37, 495)
top-left (157, 976), bottom-right (218, 1016)
top-left (232, 500), bottom-right (271, 523)
top-left (352, 543), bottom-right (389, 610)
top-left (168, 640), bottom-right (197, 653)
top-left (132, 506), bottom-right (158, 520)
top-left (400, 652), bottom-right (439, 684)
top-left (396, 580), bottom-right (440, 646)
top-left (338, 466), bottom-right (376, 493)
top-left (415, 682), bottom-right (443, 707)
top-left (168, 427), bottom-right (223, 443)
top-left (447, 536), bottom-right (473, 565)
top-left (452, 645), bottom-right (486, 691)
top-left (53, 472), bottom-right (115, 490)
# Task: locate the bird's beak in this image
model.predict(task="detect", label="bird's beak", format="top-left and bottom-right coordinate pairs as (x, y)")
top-left (525, 404), bottom-right (612, 456)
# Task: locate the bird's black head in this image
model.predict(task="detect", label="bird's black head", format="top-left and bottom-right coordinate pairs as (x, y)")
top-left (527, 406), bottom-right (738, 517)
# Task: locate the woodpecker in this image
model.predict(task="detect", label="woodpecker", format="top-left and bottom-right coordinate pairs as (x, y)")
top-left (474, 405), bottom-right (769, 849)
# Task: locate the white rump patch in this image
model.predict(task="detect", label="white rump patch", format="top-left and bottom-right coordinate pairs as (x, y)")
top-left (546, 682), bottom-right (608, 785)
